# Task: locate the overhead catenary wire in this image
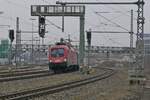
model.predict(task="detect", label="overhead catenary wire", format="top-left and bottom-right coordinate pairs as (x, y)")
top-left (95, 10), bottom-right (131, 22)
top-left (108, 38), bottom-right (122, 46)
top-left (90, 9), bottom-right (136, 45)
top-left (91, 23), bottom-right (124, 47)
top-left (0, 15), bottom-right (38, 29)
top-left (35, 14), bottom-right (63, 31)
top-left (96, 13), bottom-right (129, 28)
top-left (2, 0), bottom-right (62, 31)
top-left (1, 0), bottom-right (38, 28)
top-left (46, 19), bottom-right (63, 31)
top-left (104, 5), bottom-right (137, 20)
top-left (4, 0), bottom-right (29, 9)
top-left (87, 9), bottom-right (129, 29)
top-left (94, 12), bottom-right (130, 33)
top-left (87, 7), bottom-right (131, 31)
top-left (93, 34), bottom-right (124, 46)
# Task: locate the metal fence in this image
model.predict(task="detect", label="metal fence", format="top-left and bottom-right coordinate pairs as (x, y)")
top-left (0, 44), bottom-right (50, 66)
top-left (0, 43), bottom-right (132, 66)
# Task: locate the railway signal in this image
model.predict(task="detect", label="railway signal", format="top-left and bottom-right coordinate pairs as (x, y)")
top-left (9, 29), bottom-right (14, 42)
top-left (39, 17), bottom-right (45, 24)
top-left (86, 30), bottom-right (91, 46)
top-left (9, 29), bottom-right (14, 65)
top-left (39, 16), bottom-right (46, 38)
top-left (86, 30), bottom-right (92, 69)
top-left (39, 28), bottom-right (45, 38)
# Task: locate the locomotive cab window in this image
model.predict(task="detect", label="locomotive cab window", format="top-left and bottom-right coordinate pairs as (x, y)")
top-left (51, 48), bottom-right (64, 57)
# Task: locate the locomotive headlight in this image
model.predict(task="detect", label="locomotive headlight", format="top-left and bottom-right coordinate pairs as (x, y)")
top-left (64, 58), bottom-right (67, 62)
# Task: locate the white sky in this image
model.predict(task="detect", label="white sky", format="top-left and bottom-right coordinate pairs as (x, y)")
top-left (0, 0), bottom-right (149, 47)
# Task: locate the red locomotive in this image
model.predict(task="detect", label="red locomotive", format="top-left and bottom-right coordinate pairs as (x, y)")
top-left (48, 39), bottom-right (79, 73)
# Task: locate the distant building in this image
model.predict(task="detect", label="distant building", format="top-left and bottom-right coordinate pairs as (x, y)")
top-left (0, 39), bottom-right (9, 65)
top-left (0, 39), bottom-right (9, 58)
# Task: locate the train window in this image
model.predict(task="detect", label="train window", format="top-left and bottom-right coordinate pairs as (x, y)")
top-left (51, 48), bottom-right (64, 57)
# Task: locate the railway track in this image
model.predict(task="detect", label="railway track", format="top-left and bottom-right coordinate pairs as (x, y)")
top-left (0, 70), bottom-right (49, 77)
top-left (0, 66), bottom-right (29, 71)
top-left (0, 69), bottom-right (38, 75)
top-left (0, 67), bottom-right (46, 74)
top-left (0, 68), bottom-right (116, 100)
top-left (0, 70), bottom-right (53, 82)
top-left (0, 65), bottom-right (48, 74)
top-left (143, 87), bottom-right (150, 100)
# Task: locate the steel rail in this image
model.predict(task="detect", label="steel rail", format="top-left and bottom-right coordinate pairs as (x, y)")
top-left (0, 68), bottom-right (116, 100)
top-left (0, 66), bottom-right (48, 74)
top-left (0, 68), bottom-right (44, 75)
top-left (0, 70), bottom-right (49, 77)
top-left (0, 71), bottom-right (53, 82)
top-left (0, 66), bottom-right (43, 74)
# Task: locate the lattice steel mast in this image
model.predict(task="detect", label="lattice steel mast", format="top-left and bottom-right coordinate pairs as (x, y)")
top-left (135, 0), bottom-right (145, 82)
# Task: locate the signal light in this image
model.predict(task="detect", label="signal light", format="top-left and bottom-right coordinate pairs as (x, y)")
top-left (39, 28), bottom-right (45, 38)
top-left (9, 30), bottom-right (14, 42)
top-left (86, 31), bottom-right (91, 45)
top-left (39, 16), bottom-right (46, 38)
top-left (39, 17), bottom-right (45, 24)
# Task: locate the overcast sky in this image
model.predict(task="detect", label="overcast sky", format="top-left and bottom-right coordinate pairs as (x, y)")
top-left (0, 0), bottom-right (149, 47)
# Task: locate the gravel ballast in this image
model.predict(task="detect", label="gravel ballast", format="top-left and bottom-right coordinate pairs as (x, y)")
top-left (0, 68), bottom-right (104, 95)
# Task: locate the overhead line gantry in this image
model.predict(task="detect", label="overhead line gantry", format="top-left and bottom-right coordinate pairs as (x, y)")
top-left (56, 0), bottom-right (145, 84)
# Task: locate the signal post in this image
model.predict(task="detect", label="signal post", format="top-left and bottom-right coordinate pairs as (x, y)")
top-left (9, 29), bottom-right (14, 65)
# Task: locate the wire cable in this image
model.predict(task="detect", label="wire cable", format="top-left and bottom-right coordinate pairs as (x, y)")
top-left (95, 0), bottom-right (137, 20)
top-left (106, 5), bottom-right (137, 20)
top-left (4, 0), bottom-right (29, 9)
top-left (94, 12), bottom-right (130, 32)
top-left (46, 19), bottom-right (62, 30)
top-left (2, 0), bottom-right (60, 29)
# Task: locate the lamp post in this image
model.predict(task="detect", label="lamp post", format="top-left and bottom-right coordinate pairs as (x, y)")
top-left (29, 18), bottom-right (36, 46)
top-left (29, 18), bottom-right (36, 64)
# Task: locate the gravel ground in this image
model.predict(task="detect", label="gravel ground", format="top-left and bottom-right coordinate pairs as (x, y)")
top-left (1, 61), bottom-right (144, 100)
top-left (143, 88), bottom-right (150, 100)
top-left (31, 67), bottom-right (130, 100)
top-left (28, 61), bottom-right (134, 100)
top-left (0, 68), bottom-right (103, 94)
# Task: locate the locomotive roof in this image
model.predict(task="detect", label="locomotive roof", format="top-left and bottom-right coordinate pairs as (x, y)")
top-left (51, 44), bottom-right (69, 48)
top-left (50, 44), bottom-right (76, 52)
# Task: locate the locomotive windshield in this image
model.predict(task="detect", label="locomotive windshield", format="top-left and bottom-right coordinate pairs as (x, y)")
top-left (51, 48), bottom-right (64, 57)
